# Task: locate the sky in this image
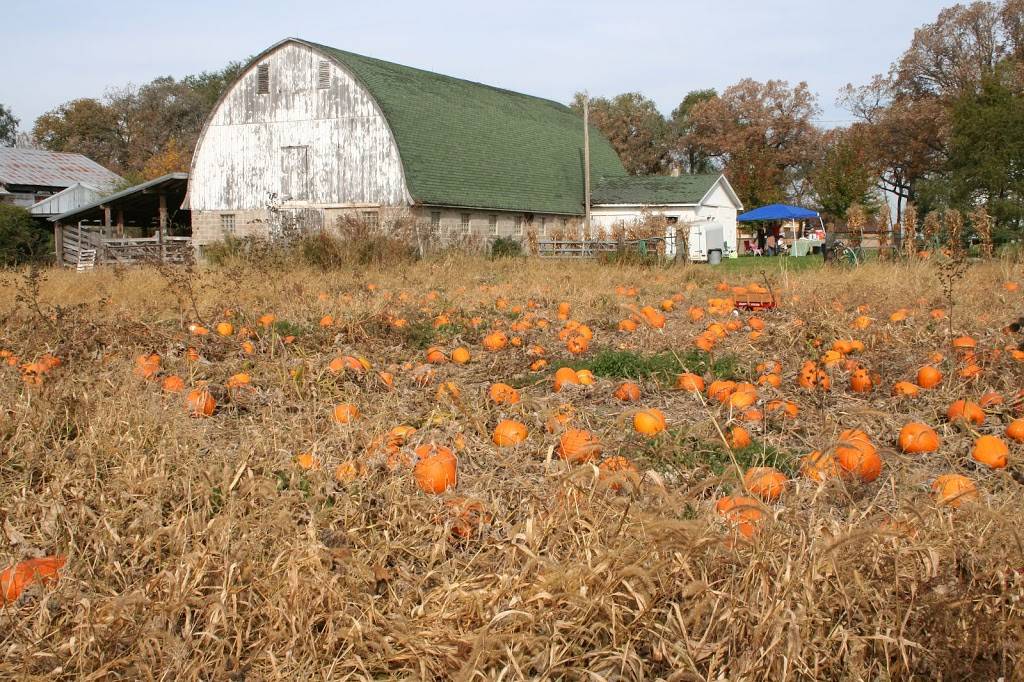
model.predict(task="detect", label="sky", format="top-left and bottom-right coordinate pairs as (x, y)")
top-left (3, 0), bottom-right (954, 132)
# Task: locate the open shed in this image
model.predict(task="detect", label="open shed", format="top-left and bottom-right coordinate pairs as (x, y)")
top-left (51, 173), bottom-right (191, 268)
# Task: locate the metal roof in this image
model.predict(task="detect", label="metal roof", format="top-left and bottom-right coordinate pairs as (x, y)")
top-left (0, 148), bottom-right (123, 189)
top-left (51, 173), bottom-right (189, 224)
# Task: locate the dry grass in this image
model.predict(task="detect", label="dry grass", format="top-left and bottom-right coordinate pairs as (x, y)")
top-left (0, 254), bottom-right (1022, 680)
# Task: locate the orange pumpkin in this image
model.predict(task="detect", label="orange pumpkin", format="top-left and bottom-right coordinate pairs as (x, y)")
top-left (413, 444), bottom-right (458, 493)
top-left (1006, 418), bottom-right (1024, 443)
top-left (488, 382), bottom-right (521, 405)
top-left (849, 368), bottom-right (873, 393)
top-left (675, 372), bottom-right (705, 393)
top-left (482, 331), bottom-right (508, 351)
top-left (492, 420), bottom-right (528, 446)
top-left (633, 408), bottom-right (667, 437)
top-left (916, 365), bottom-right (943, 389)
top-left (743, 466), bottom-right (787, 501)
top-left (215, 322), bottom-right (234, 337)
top-left (931, 474), bottom-right (978, 508)
top-left (451, 347), bottom-right (471, 364)
top-left (714, 496), bottom-right (765, 538)
top-left (946, 399), bottom-right (985, 426)
top-left (598, 456), bottom-right (640, 491)
top-left (971, 435), bottom-right (1008, 469)
top-left (553, 367), bottom-right (580, 392)
top-left (801, 450), bottom-right (839, 482)
top-left (425, 347), bottom-right (447, 364)
top-left (834, 429), bottom-right (882, 482)
top-left (897, 422), bottom-right (940, 453)
top-left (134, 353), bottom-right (161, 379)
top-left (613, 381), bottom-right (641, 402)
top-left (332, 403), bottom-right (360, 424)
top-left (557, 429), bottom-right (602, 463)
top-left (728, 425), bottom-right (753, 449)
top-left (161, 375), bottom-right (185, 393)
top-left (892, 381), bottom-right (920, 398)
top-left (185, 389), bottom-right (215, 417)
top-left (0, 555), bottom-right (66, 604)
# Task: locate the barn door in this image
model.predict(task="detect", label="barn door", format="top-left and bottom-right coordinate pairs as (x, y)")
top-left (280, 146), bottom-right (309, 201)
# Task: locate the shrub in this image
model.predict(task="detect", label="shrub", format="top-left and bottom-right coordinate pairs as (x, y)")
top-left (0, 204), bottom-right (52, 267)
top-left (490, 237), bottom-right (523, 259)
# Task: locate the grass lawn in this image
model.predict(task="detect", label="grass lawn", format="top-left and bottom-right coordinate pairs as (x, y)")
top-left (714, 255), bottom-right (822, 274)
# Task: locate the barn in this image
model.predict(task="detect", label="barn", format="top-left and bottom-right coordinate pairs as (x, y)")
top-left (189, 38), bottom-right (741, 254)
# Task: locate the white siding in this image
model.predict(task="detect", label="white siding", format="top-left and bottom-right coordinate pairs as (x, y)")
top-left (29, 183), bottom-right (104, 217)
top-left (190, 43), bottom-right (409, 211)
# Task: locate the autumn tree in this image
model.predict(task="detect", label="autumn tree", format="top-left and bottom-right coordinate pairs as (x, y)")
top-left (684, 79), bottom-right (821, 207)
top-left (32, 98), bottom-right (127, 172)
top-left (142, 137), bottom-right (189, 179)
top-left (810, 125), bottom-right (882, 222)
top-left (571, 92), bottom-right (669, 175)
top-left (0, 104), bottom-right (17, 147)
top-left (668, 89), bottom-right (718, 174)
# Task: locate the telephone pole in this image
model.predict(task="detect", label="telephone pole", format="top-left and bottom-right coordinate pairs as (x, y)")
top-left (583, 95), bottom-right (592, 235)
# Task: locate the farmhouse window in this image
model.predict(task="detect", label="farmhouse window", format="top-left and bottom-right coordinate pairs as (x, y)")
top-left (317, 60), bottom-right (330, 89)
top-left (461, 213), bottom-right (471, 234)
top-left (362, 210), bottom-right (379, 226)
top-left (430, 211), bottom-right (441, 228)
top-left (488, 215), bottom-right (498, 236)
top-left (257, 64), bottom-right (270, 94)
top-left (220, 214), bottom-right (236, 235)
top-left (514, 216), bottom-right (523, 236)
top-left (666, 216), bottom-right (679, 224)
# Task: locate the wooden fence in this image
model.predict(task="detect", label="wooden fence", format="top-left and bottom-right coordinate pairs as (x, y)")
top-left (537, 236), bottom-right (671, 259)
top-left (61, 226), bottom-right (192, 268)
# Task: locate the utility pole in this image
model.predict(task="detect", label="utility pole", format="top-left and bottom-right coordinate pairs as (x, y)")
top-left (583, 95), bottom-right (592, 236)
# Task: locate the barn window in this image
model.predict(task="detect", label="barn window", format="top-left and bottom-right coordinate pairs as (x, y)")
top-left (430, 211), bottom-right (441, 228)
top-left (514, 216), bottom-right (523, 236)
top-left (317, 60), bottom-right (330, 89)
top-left (488, 215), bottom-right (498, 236)
top-left (460, 213), bottom-right (471, 234)
top-left (362, 210), bottom-right (379, 227)
top-left (220, 214), bottom-right (236, 235)
top-left (257, 64), bottom-right (270, 94)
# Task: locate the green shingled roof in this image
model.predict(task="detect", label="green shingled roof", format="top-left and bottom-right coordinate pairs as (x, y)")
top-left (592, 174), bottom-right (723, 205)
top-left (305, 40), bottom-right (626, 215)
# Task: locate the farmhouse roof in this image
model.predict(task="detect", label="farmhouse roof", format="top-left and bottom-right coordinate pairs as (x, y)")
top-left (299, 39), bottom-right (627, 215)
top-left (591, 174), bottom-right (727, 206)
top-left (0, 148), bottom-right (123, 190)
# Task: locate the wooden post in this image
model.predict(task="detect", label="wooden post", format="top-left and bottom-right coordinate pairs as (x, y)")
top-left (116, 209), bottom-right (125, 238)
top-left (54, 222), bottom-right (63, 266)
top-left (102, 205), bottom-right (112, 239)
top-left (158, 192), bottom-right (167, 262)
top-left (583, 96), bottom-right (592, 237)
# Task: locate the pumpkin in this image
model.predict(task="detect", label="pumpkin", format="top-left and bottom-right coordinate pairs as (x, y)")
top-left (216, 322), bottom-right (234, 337)
top-left (413, 444), bottom-right (458, 493)
top-left (488, 382), bottom-right (521, 405)
top-left (575, 369), bottom-right (596, 385)
top-left (765, 399), bottom-right (799, 419)
top-left (294, 452), bottom-right (318, 470)
top-left (618, 319), bottom-right (638, 332)
top-left (633, 408), bottom-right (666, 437)
top-left (436, 381), bottom-right (461, 400)
top-left (946, 399), bottom-right (985, 425)
top-left (334, 459), bottom-right (363, 482)
top-left (258, 313), bottom-right (276, 327)
top-left (425, 347), bottom-right (447, 364)
top-left (978, 391), bottom-right (1003, 407)
top-left (566, 335), bottom-right (589, 355)
top-left (1006, 418), bottom-right (1024, 442)
top-left (688, 306), bottom-right (705, 322)
top-left (451, 347), bottom-right (471, 364)
top-left (728, 425), bottom-right (752, 449)
top-left (189, 323), bottom-right (210, 336)
top-left (332, 403), bottom-right (360, 423)
top-left (931, 474), bottom-right (978, 508)
top-left (557, 301), bottom-right (571, 319)
top-left (557, 428), bottom-right (602, 463)
top-left (185, 389), bottom-right (216, 417)
top-left (134, 353), bottom-right (161, 379)
top-left (714, 496), bottom-right (765, 538)
top-left (442, 497), bottom-right (492, 538)
top-left (727, 386), bottom-right (758, 409)
top-left (482, 332), bottom-right (508, 351)
top-left (707, 379), bottom-right (737, 403)
top-left (892, 381), bottom-right (920, 397)
top-left (952, 335), bottom-right (977, 352)
top-left (898, 422), bottom-right (940, 453)
top-left (743, 466), bottom-right (787, 501)
top-left (598, 456), bottom-right (640, 491)
top-left (545, 403), bottom-right (576, 433)
top-left (613, 381), bottom-right (641, 402)
top-left (971, 435), bottom-right (1008, 468)
top-left (849, 368), bottom-right (873, 393)
top-left (553, 367), bottom-right (580, 392)
top-left (916, 365), bottom-right (943, 388)
top-left (0, 555), bottom-right (66, 604)
top-left (801, 450), bottom-right (839, 482)
top-left (834, 429), bottom-right (882, 482)
top-left (640, 306), bottom-right (666, 329)
top-left (757, 373), bottom-right (782, 388)
top-left (161, 375), bottom-right (185, 393)
top-left (492, 420), bottom-right (528, 446)
top-left (226, 373), bottom-right (251, 389)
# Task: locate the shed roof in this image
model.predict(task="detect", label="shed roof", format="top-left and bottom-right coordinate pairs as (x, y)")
top-left (0, 148), bottom-right (122, 189)
top-left (591, 174), bottom-right (726, 206)
top-left (51, 173), bottom-right (189, 225)
top-left (301, 39), bottom-right (627, 215)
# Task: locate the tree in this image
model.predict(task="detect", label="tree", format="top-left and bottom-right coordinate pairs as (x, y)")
top-left (946, 66), bottom-right (1024, 238)
top-left (32, 98), bottom-right (127, 172)
top-left (810, 125), bottom-right (883, 222)
top-left (0, 205), bottom-right (52, 266)
top-left (142, 137), bottom-right (189, 179)
top-left (684, 79), bottom-right (821, 207)
top-left (0, 103), bottom-right (17, 147)
top-left (571, 92), bottom-right (670, 175)
top-left (669, 89), bottom-right (718, 174)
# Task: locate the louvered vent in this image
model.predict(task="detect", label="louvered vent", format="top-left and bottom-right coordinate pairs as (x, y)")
top-left (317, 60), bottom-right (330, 89)
top-left (257, 64), bottom-right (269, 94)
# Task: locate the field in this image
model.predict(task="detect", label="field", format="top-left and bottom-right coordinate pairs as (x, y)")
top-left (0, 254), bottom-right (1022, 680)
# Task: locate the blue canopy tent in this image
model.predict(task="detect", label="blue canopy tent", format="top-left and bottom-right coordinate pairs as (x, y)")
top-left (737, 204), bottom-right (825, 255)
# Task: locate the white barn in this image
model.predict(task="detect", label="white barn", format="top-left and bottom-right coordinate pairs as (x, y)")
top-left (591, 174), bottom-right (744, 258)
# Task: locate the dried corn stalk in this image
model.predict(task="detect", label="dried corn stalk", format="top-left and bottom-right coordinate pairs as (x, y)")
top-left (902, 204), bottom-right (919, 258)
top-left (944, 208), bottom-right (963, 256)
top-left (970, 204), bottom-right (993, 258)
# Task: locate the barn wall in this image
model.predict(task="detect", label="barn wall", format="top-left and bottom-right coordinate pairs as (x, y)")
top-left (190, 42), bottom-right (409, 244)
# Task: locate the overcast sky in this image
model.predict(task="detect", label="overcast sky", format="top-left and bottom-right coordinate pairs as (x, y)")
top-left (4, 0), bottom-right (952, 132)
